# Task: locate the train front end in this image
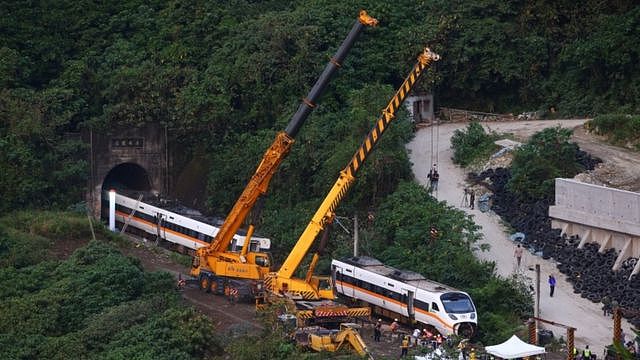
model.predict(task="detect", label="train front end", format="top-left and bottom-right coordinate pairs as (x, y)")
top-left (441, 292), bottom-right (477, 338)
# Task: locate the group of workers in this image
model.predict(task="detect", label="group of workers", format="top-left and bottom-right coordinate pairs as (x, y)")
top-left (373, 317), bottom-right (447, 358)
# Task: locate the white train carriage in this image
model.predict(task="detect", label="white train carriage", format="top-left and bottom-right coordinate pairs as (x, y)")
top-left (109, 192), bottom-right (270, 252)
top-left (332, 256), bottom-right (477, 337)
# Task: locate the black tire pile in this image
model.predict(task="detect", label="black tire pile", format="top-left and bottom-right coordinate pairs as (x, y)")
top-left (470, 155), bottom-right (640, 328)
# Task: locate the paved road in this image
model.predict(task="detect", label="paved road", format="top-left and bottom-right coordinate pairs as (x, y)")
top-left (407, 119), bottom-right (634, 355)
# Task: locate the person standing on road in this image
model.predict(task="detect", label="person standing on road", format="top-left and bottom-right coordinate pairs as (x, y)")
top-left (374, 319), bottom-right (382, 342)
top-left (582, 345), bottom-right (592, 360)
top-left (469, 189), bottom-right (475, 209)
top-left (602, 295), bottom-right (611, 316)
top-left (427, 165), bottom-right (439, 193)
top-left (548, 274), bottom-right (556, 297)
top-left (514, 244), bottom-right (524, 268)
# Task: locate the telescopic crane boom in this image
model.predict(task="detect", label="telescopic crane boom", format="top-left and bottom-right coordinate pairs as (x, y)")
top-left (191, 11), bottom-right (378, 290)
top-left (265, 47), bottom-right (440, 300)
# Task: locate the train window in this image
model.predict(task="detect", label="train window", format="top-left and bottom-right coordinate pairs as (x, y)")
top-left (440, 292), bottom-right (475, 313)
top-left (431, 302), bottom-right (439, 312)
top-left (415, 299), bottom-right (429, 312)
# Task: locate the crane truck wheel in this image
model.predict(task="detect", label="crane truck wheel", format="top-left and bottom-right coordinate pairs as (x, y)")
top-left (199, 275), bottom-right (211, 293)
top-left (209, 280), bottom-right (218, 294)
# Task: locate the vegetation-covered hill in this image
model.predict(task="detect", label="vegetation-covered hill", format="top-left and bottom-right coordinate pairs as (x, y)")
top-left (2, 0), bottom-right (638, 213)
top-left (1, 0), bottom-right (637, 353)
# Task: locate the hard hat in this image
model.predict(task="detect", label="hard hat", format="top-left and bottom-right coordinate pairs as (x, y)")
top-left (378, 319), bottom-right (382, 322)
top-left (394, 318), bottom-right (398, 321)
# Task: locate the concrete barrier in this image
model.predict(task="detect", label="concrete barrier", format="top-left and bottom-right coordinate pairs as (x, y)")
top-left (549, 178), bottom-right (640, 279)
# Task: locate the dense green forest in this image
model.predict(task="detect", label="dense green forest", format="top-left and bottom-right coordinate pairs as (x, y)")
top-left (2, 0), bottom-right (639, 214)
top-left (1, 0), bottom-right (638, 356)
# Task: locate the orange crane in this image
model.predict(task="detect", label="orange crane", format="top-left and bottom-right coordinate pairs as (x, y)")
top-left (190, 11), bottom-right (378, 295)
top-left (262, 47), bottom-right (440, 314)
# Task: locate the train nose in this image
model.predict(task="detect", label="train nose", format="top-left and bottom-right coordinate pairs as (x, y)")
top-left (454, 322), bottom-right (477, 338)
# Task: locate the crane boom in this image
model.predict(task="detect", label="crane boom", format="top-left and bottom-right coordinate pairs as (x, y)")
top-left (204, 11), bottom-right (377, 257)
top-left (191, 11), bottom-right (378, 285)
top-left (268, 47), bottom-right (440, 294)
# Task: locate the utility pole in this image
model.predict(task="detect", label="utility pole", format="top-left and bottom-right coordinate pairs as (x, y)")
top-left (353, 214), bottom-right (359, 257)
top-left (535, 263), bottom-right (541, 319)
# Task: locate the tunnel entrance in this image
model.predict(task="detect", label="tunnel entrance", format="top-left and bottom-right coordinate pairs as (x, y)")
top-left (102, 162), bottom-right (152, 193)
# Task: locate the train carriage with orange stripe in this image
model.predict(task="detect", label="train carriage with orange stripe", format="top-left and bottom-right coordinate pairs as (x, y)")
top-left (107, 192), bottom-right (271, 254)
top-left (332, 256), bottom-right (477, 337)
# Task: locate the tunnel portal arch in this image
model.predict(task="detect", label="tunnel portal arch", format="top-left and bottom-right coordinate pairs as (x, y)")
top-left (102, 162), bottom-right (152, 193)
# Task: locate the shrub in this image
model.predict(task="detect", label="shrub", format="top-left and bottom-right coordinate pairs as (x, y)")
top-left (587, 114), bottom-right (640, 150)
top-left (450, 122), bottom-right (501, 166)
top-left (507, 127), bottom-right (584, 200)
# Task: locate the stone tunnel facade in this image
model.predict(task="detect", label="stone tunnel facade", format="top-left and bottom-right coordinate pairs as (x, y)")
top-left (87, 123), bottom-right (169, 217)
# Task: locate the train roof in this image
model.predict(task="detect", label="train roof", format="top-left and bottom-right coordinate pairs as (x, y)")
top-left (337, 256), bottom-right (460, 294)
top-left (111, 191), bottom-right (262, 238)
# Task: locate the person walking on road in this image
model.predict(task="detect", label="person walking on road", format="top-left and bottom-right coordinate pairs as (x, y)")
top-left (427, 165), bottom-right (439, 193)
top-left (514, 244), bottom-right (524, 268)
top-left (548, 274), bottom-right (556, 297)
top-left (374, 319), bottom-right (382, 342)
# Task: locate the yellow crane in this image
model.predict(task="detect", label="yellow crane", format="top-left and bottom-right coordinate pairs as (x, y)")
top-left (264, 47), bottom-right (441, 303)
top-left (190, 11), bottom-right (378, 295)
top-left (259, 47), bottom-right (439, 359)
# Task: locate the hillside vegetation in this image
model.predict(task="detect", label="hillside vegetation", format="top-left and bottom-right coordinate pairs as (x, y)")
top-left (2, 0), bottom-right (639, 214)
top-left (0, 212), bottom-right (221, 359)
top-left (587, 114), bottom-right (640, 151)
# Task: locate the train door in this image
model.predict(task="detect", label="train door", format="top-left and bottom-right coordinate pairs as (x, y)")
top-left (332, 264), bottom-right (353, 298)
top-left (405, 290), bottom-right (415, 321)
top-left (155, 213), bottom-right (165, 243)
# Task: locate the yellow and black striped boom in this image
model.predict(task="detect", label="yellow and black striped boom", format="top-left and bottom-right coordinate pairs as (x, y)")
top-left (270, 47), bottom-right (440, 292)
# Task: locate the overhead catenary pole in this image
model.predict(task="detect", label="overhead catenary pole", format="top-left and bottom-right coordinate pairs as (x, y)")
top-left (535, 263), bottom-right (541, 318)
top-left (353, 213), bottom-right (359, 257)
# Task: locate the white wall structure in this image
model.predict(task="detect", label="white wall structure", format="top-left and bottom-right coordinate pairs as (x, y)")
top-left (404, 93), bottom-right (434, 124)
top-left (549, 178), bottom-right (640, 279)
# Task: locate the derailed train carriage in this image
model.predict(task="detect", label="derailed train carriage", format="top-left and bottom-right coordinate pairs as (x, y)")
top-left (332, 256), bottom-right (477, 337)
top-left (103, 191), bottom-right (271, 254)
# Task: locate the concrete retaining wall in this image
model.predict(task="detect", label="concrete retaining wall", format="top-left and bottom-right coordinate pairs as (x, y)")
top-left (549, 178), bottom-right (640, 278)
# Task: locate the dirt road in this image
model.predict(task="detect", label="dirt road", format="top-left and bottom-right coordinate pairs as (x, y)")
top-left (120, 240), bottom-right (262, 334)
top-left (408, 119), bottom-right (636, 355)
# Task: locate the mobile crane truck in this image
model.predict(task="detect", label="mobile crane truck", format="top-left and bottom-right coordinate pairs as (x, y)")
top-left (261, 47), bottom-right (440, 357)
top-left (190, 11), bottom-right (378, 297)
